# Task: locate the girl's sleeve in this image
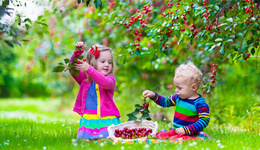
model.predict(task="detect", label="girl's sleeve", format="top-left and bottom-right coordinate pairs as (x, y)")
top-left (86, 66), bottom-right (115, 90)
top-left (151, 93), bottom-right (177, 107)
top-left (183, 100), bottom-right (210, 135)
top-left (69, 53), bottom-right (87, 85)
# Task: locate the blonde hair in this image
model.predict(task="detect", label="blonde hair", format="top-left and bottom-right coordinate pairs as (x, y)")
top-left (174, 61), bottom-right (202, 87)
top-left (85, 44), bottom-right (114, 81)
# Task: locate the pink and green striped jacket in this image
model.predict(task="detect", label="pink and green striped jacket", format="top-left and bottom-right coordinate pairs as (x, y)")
top-left (152, 93), bottom-right (210, 135)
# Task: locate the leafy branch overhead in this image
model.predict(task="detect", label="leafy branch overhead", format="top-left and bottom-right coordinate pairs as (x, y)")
top-left (77, 0), bottom-right (102, 9)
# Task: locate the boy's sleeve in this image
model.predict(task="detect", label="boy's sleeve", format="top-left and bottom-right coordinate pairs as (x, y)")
top-left (183, 100), bottom-right (210, 135)
top-left (69, 53), bottom-right (87, 85)
top-left (151, 93), bottom-right (178, 107)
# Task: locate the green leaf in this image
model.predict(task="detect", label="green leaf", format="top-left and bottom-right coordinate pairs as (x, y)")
top-left (58, 62), bottom-right (64, 65)
top-left (24, 18), bottom-right (32, 24)
top-left (215, 38), bottom-right (223, 42)
top-left (37, 22), bottom-right (48, 27)
top-left (213, 6), bottom-right (219, 11)
top-left (86, 0), bottom-right (91, 6)
top-left (226, 39), bottom-right (233, 43)
top-left (251, 30), bottom-right (258, 36)
top-left (78, 56), bottom-right (84, 60)
top-left (94, 0), bottom-right (102, 9)
top-left (25, 24), bottom-right (30, 30)
top-left (64, 58), bottom-right (69, 64)
top-left (68, 62), bottom-right (74, 68)
top-left (140, 112), bottom-right (150, 120)
top-left (134, 104), bottom-right (141, 110)
top-left (127, 113), bottom-right (137, 121)
top-left (4, 40), bottom-right (14, 47)
top-left (226, 18), bottom-right (233, 22)
top-left (251, 48), bottom-right (255, 55)
top-left (237, 32), bottom-right (243, 37)
top-left (208, 45), bottom-right (216, 53)
top-left (72, 57), bottom-right (78, 62)
top-left (37, 15), bottom-right (43, 20)
top-left (219, 45), bottom-right (225, 55)
top-left (52, 66), bottom-right (65, 72)
top-left (132, 109), bottom-right (140, 115)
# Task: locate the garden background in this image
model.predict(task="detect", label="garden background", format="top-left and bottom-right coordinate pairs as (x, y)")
top-left (0, 0), bottom-right (260, 149)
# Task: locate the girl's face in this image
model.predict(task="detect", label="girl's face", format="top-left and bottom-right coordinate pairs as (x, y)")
top-left (173, 76), bottom-right (194, 99)
top-left (96, 51), bottom-right (113, 75)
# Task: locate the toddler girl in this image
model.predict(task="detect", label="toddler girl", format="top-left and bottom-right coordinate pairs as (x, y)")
top-left (70, 42), bottom-right (121, 140)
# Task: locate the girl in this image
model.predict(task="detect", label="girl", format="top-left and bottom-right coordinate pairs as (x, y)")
top-left (69, 42), bottom-right (121, 140)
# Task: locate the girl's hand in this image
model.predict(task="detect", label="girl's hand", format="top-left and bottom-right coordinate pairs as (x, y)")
top-left (74, 60), bottom-right (89, 72)
top-left (175, 127), bottom-right (185, 135)
top-left (75, 41), bottom-right (84, 48)
top-left (142, 90), bottom-right (156, 99)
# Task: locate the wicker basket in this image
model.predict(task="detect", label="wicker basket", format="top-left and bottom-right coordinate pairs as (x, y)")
top-left (107, 120), bottom-right (158, 142)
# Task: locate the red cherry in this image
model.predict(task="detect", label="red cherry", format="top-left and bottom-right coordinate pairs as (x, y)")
top-left (213, 70), bottom-right (217, 75)
top-left (83, 58), bottom-right (86, 61)
top-left (211, 80), bottom-right (215, 83)
top-left (77, 60), bottom-right (81, 64)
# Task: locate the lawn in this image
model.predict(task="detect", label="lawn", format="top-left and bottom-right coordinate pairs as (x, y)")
top-left (0, 98), bottom-right (259, 150)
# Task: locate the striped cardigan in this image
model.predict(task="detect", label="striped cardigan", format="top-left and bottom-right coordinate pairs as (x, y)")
top-left (152, 93), bottom-right (210, 135)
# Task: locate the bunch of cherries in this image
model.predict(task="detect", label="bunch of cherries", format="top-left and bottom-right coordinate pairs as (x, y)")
top-left (74, 42), bottom-right (86, 64)
top-left (140, 102), bottom-right (149, 113)
top-left (114, 127), bottom-right (153, 139)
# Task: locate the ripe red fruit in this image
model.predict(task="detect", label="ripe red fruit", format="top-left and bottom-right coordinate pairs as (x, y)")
top-left (213, 70), bottom-right (217, 75)
top-left (83, 58), bottom-right (86, 61)
top-left (77, 60), bottom-right (81, 64)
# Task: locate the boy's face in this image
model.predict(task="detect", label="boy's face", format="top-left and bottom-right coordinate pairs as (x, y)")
top-left (173, 76), bottom-right (194, 99)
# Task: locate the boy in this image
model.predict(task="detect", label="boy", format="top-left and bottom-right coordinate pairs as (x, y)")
top-left (142, 62), bottom-right (210, 136)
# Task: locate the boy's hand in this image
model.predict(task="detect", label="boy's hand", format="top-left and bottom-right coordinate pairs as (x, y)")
top-left (74, 60), bottom-right (89, 72)
top-left (142, 90), bottom-right (156, 99)
top-left (175, 127), bottom-right (185, 135)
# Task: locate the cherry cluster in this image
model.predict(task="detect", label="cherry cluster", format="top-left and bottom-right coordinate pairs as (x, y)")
top-left (74, 45), bottom-right (86, 64)
top-left (209, 63), bottom-right (218, 89)
top-left (140, 102), bottom-right (149, 113)
top-left (114, 127), bottom-right (153, 139)
top-left (243, 53), bottom-right (251, 61)
top-left (123, 5), bottom-right (152, 51)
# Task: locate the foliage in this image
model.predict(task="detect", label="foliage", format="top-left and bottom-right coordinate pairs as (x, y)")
top-left (126, 98), bottom-right (151, 121)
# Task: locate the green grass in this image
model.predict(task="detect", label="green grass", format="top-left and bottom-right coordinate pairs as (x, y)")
top-left (0, 98), bottom-right (260, 150)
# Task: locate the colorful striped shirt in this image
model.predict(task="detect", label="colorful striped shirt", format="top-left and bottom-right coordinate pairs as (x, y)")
top-left (152, 93), bottom-right (210, 135)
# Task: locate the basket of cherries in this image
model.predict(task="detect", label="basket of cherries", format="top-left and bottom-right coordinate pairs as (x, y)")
top-left (108, 99), bottom-right (158, 141)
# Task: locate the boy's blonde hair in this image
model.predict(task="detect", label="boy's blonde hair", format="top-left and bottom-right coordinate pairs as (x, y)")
top-left (174, 61), bottom-right (202, 88)
top-left (85, 44), bottom-right (114, 81)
